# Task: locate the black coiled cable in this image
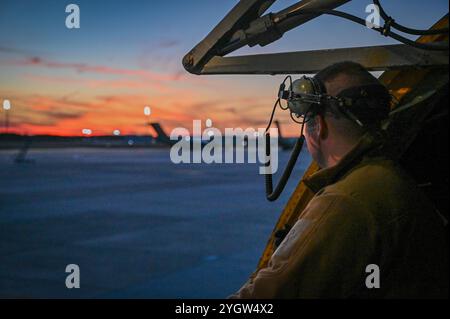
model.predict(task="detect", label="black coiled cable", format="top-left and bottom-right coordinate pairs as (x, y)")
top-left (283, 8), bottom-right (448, 51)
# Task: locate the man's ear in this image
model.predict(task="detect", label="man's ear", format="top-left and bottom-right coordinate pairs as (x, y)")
top-left (317, 114), bottom-right (328, 140)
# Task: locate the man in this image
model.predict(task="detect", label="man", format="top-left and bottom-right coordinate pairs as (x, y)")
top-left (231, 61), bottom-right (448, 298)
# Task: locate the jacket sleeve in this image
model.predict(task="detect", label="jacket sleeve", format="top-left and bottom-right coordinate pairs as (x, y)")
top-left (229, 192), bottom-right (379, 299)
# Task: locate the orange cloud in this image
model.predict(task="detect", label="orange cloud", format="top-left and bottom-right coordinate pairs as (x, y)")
top-left (1, 54), bottom-right (302, 137)
top-left (17, 57), bottom-right (183, 82)
top-left (24, 74), bottom-right (170, 92)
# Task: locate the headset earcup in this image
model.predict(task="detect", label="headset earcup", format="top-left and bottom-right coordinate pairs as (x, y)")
top-left (310, 77), bottom-right (327, 95)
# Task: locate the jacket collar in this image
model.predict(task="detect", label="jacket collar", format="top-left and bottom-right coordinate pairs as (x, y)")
top-left (304, 132), bottom-right (384, 194)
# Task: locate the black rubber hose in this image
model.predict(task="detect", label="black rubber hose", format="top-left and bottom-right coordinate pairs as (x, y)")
top-left (284, 9), bottom-right (449, 51)
top-left (373, 0), bottom-right (449, 36)
top-left (265, 133), bottom-right (305, 202)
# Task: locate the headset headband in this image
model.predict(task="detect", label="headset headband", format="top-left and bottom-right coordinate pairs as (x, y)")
top-left (280, 76), bottom-right (390, 127)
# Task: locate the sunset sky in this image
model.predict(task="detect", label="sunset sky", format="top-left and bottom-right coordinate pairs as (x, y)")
top-left (0, 0), bottom-right (448, 136)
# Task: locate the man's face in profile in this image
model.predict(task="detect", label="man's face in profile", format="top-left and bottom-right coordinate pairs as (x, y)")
top-left (303, 75), bottom-right (353, 168)
top-left (304, 117), bottom-right (323, 167)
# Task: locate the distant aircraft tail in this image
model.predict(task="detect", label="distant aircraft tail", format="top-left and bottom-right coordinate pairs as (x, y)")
top-left (149, 123), bottom-right (172, 145)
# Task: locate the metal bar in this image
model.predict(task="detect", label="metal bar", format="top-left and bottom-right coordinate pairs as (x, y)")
top-left (183, 0), bottom-right (350, 75)
top-left (200, 44), bottom-right (449, 75)
top-left (219, 0), bottom-right (350, 55)
top-left (182, 0), bottom-right (276, 74)
top-left (272, 0), bottom-right (350, 33)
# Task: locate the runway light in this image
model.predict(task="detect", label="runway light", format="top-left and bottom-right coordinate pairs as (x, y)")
top-left (3, 99), bottom-right (11, 110)
top-left (144, 106), bottom-right (151, 116)
top-left (82, 129), bottom-right (92, 135)
top-left (113, 130), bottom-right (121, 136)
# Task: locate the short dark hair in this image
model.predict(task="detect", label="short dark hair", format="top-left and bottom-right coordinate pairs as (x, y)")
top-left (312, 61), bottom-right (391, 131)
top-left (315, 61), bottom-right (381, 90)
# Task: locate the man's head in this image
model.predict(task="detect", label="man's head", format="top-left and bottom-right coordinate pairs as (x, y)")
top-left (303, 61), bottom-right (391, 168)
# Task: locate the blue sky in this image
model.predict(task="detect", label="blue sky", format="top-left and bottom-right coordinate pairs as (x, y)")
top-left (0, 0), bottom-right (448, 135)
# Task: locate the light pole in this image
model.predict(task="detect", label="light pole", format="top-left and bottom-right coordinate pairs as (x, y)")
top-left (144, 105), bottom-right (152, 132)
top-left (3, 99), bottom-right (11, 133)
top-left (144, 106), bottom-right (151, 122)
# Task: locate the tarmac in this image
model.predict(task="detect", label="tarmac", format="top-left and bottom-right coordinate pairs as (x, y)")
top-left (0, 147), bottom-right (310, 298)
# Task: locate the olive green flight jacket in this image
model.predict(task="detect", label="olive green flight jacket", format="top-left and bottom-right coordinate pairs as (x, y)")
top-left (231, 133), bottom-right (448, 298)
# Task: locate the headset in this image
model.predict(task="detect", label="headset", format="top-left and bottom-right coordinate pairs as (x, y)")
top-left (264, 75), bottom-right (391, 201)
